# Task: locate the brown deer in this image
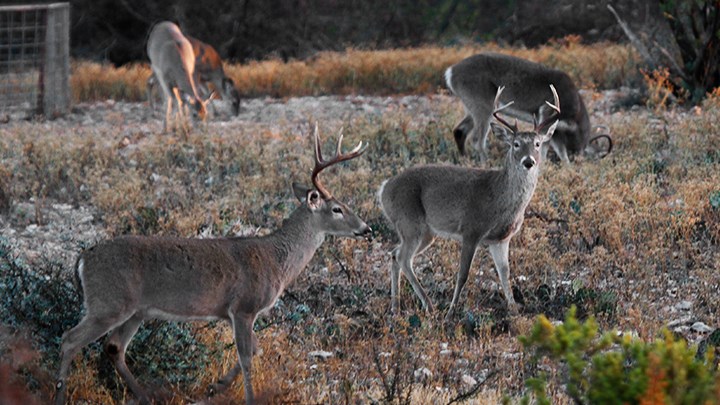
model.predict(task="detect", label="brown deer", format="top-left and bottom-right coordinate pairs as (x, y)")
top-left (146, 21), bottom-right (211, 133)
top-left (445, 53), bottom-right (611, 163)
top-left (379, 85), bottom-right (560, 319)
top-left (148, 35), bottom-right (241, 116)
top-left (54, 125), bottom-right (371, 405)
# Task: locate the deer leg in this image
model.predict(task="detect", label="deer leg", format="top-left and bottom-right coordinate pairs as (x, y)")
top-left (146, 74), bottom-right (157, 111)
top-left (452, 114), bottom-right (474, 155)
top-left (55, 314), bottom-right (131, 405)
top-left (550, 138), bottom-right (570, 164)
top-left (395, 228), bottom-right (435, 313)
top-left (445, 236), bottom-right (479, 320)
top-left (208, 331), bottom-right (257, 397)
top-left (105, 314), bottom-right (149, 404)
top-left (488, 240), bottom-right (519, 314)
top-left (230, 313), bottom-right (256, 405)
top-left (469, 110), bottom-right (492, 163)
top-left (390, 232), bottom-right (434, 314)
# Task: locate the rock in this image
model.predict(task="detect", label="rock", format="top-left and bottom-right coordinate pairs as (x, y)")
top-left (461, 374), bottom-right (477, 386)
top-left (308, 350), bottom-right (333, 359)
top-left (691, 322), bottom-right (713, 333)
top-left (414, 367), bottom-right (432, 380)
top-left (675, 300), bottom-right (693, 311)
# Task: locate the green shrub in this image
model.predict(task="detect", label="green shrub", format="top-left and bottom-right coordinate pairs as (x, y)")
top-left (519, 306), bottom-right (720, 404)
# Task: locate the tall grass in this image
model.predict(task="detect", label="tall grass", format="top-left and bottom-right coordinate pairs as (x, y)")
top-left (71, 41), bottom-right (638, 102)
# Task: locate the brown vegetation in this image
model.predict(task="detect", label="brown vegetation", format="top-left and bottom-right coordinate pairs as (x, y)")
top-left (1, 44), bottom-right (719, 403)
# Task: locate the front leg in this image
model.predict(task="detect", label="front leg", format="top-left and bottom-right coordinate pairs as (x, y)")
top-left (208, 332), bottom-right (258, 396)
top-left (229, 313), bottom-right (257, 405)
top-left (488, 240), bottom-right (518, 314)
top-left (445, 236), bottom-right (479, 321)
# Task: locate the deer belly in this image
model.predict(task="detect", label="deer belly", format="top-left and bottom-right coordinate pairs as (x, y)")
top-left (485, 217), bottom-right (523, 242)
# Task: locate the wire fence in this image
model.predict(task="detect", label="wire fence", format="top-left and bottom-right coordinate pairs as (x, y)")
top-left (0, 3), bottom-right (69, 119)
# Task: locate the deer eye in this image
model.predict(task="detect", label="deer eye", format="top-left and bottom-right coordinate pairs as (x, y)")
top-left (332, 207), bottom-right (343, 214)
top-left (535, 140), bottom-right (541, 148)
top-left (513, 141), bottom-right (521, 149)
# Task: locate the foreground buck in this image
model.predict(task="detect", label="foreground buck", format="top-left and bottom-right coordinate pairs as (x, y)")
top-left (148, 35), bottom-right (241, 116)
top-left (445, 53), bottom-right (611, 163)
top-left (55, 126), bottom-right (370, 405)
top-left (379, 85), bottom-right (559, 318)
top-left (146, 21), bottom-right (211, 133)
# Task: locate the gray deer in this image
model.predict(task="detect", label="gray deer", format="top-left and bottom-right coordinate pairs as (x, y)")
top-left (445, 53), bottom-right (611, 163)
top-left (54, 125), bottom-right (370, 405)
top-left (379, 85), bottom-right (560, 319)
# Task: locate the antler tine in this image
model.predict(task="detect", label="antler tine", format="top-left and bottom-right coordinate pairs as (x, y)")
top-left (492, 85), bottom-right (518, 133)
top-left (311, 124), bottom-right (367, 199)
top-left (536, 84), bottom-right (561, 132)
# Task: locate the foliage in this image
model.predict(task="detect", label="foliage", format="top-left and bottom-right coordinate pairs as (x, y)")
top-left (521, 307), bottom-right (720, 404)
top-left (72, 43), bottom-right (638, 102)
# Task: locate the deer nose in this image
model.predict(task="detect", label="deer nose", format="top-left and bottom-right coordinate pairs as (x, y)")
top-left (522, 156), bottom-right (536, 169)
top-left (356, 224), bottom-right (372, 238)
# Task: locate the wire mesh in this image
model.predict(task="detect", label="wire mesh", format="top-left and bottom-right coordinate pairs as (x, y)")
top-left (0, 3), bottom-right (69, 118)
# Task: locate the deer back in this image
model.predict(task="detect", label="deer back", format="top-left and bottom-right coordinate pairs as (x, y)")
top-left (446, 53), bottom-right (590, 151)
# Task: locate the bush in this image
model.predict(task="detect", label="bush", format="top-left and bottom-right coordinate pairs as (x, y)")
top-left (520, 306), bottom-right (720, 404)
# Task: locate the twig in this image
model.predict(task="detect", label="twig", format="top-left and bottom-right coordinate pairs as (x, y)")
top-left (607, 4), bottom-right (663, 67)
top-left (525, 210), bottom-right (567, 224)
top-left (446, 369), bottom-right (498, 404)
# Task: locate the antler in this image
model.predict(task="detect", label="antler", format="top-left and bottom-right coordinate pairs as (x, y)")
top-left (492, 86), bottom-right (518, 133)
top-left (311, 123), bottom-right (367, 199)
top-left (534, 84), bottom-right (561, 132)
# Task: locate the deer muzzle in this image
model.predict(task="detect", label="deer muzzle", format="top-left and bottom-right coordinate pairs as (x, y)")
top-left (522, 156), bottom-right (536, 169)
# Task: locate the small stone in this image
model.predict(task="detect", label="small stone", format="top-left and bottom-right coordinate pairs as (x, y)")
top-left (414, 367), bottom-right (432, 380)
top-left (691, 322), bottom-right (713, 333)
top-left (308, 350), bottom-right (333, 359)
top-left (675, 300), bottom-right (692, 310)
top-left (461, 375), bottom-right (477, 386)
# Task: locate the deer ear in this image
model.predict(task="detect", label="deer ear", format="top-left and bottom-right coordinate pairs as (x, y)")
top-left (292, 182), bottom-right (311, 201)
top-left (490, 122), bottom-right (512, 144)
top-left (306, 190), bottom-right (323, 211)
top-left (542, 120), bottom-right (559, 142)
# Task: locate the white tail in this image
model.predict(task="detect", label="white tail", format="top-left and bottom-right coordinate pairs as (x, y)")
top-left (446, 52), bottom-right (604, 163)
top-left (146, 21), bottom-right (211, 133)
top-left (147, 35), bottom-right (241, 116)
top-left (379, 86), bottom-right (560, 319)
top-left (54, 125), bottom-right (370, 405)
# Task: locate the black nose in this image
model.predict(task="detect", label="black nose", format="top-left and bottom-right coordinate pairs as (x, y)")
top-left (522, 157), bottom-right (536, 169)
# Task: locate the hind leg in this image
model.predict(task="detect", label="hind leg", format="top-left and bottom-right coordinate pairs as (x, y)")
top-left (390, 231), bottom-right (435, 314)
top-left (105, 314), bottom-right (149, 404)
top-left (393, 224), bottom-right (436, 313)
top-left (55, 313), bottom-right (133, 405)
top-left (452, 114), bottom-right (474, 155)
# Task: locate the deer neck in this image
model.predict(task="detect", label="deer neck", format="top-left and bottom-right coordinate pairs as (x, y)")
top-left (269, 207), bottom-right (325, 285)
top-left (501, 156), bottom-right (541, 206)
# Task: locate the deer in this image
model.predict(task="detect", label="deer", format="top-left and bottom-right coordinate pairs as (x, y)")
top-left (54, 125), bottom-right (371, 405)
top-left (147, 35), bottom-right (241, 116)
top-left (379, 85), bottom-right (560, 320)
top-left (146, 21), bottom-right (212, 133)
top-left (445, 53), bottom-right (612, 163)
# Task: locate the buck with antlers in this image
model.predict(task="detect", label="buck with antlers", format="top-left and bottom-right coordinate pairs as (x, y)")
top-left (445, 53), bottom-right (611, 163)
top-left (146, 21), bottom-right (212, 133)
top-left (54, 126), bottom-right (370, 405)
top-left (379, 85), bottom-right (560, 319)
top-left (147, 35), bottom-right (241, 116)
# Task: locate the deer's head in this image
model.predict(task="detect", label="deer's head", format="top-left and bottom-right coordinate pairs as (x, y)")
top-left (292, 125), bottom-right (371, 237)
top-left (491, 85), bottom-right (560, 171)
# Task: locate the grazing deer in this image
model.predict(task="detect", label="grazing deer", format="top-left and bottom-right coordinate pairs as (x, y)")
top-left (148, 35), bottom-right (241, 116)
top-left (146, 21), bottom-right (211, 133)
top-left (379, 85), bottom-right (560, 319)
top-left (445, 53), bottom-right (611, 163)
top-left (54, 125), bottom-right (371, 405)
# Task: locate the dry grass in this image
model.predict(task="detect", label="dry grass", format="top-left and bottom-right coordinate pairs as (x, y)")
top-left (2, 44), bottom-right (719, 404)
top-left (71, 41), bottom-right (638, 102)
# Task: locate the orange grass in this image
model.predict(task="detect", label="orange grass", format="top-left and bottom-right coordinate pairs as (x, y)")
top-left (71, 41), bottom-right (638, 102)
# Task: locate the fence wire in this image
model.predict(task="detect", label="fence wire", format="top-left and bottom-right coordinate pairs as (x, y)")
top-left (0, 3), bottom-right (69, 118)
